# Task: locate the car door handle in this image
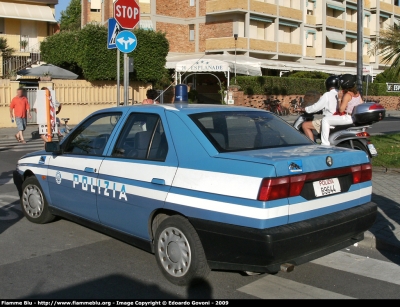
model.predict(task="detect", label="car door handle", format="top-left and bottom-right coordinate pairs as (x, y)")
top-left (84, 167), bottom-right (96, 173)
top-left (151, 178), bottom-right (165, 185)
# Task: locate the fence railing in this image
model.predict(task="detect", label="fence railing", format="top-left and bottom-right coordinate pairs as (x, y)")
top-left (2, 53), bottom-right (41, 78)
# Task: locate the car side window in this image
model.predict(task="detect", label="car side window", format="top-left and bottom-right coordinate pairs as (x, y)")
top-left (63, 113), bottom-right (122, 156)
top-left (112, 113), bottom-right (168, 162)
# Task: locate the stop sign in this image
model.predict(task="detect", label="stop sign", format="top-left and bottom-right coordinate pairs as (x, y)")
top-left (114, 0), bottom-right (140, 29)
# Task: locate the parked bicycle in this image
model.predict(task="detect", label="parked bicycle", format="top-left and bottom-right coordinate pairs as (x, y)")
top-left (58, 118), bottom-right (72, 141)
top-left (265, 99), bottom-right (287, 116)
top-left (289, 97), bottom-right (304, 115)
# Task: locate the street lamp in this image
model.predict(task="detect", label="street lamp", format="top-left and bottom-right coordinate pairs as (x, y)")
top-left (234, 34), bottom-right (238, 84)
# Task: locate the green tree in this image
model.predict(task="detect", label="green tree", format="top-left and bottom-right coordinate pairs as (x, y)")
top-left (369, 23), bottom-right (400, 75)
top-left (59, 0), bottom-right (81, 31)
top-left (0, 37), bottom-right (15, 58)
top-left (40, 24), bottom-right (170, 83)
top-left (374, 68), bottom-right (400, 83)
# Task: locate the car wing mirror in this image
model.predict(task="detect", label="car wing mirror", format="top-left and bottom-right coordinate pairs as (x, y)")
top-left (45, 141), bottom-right (62, 154)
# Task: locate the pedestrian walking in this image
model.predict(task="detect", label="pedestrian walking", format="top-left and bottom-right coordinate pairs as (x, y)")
top-left (9, 88), bottom-right (32, 144)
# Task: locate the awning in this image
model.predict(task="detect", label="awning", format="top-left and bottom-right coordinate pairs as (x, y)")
top-left (327, 1), bottom-right (345, 12)
top-left (139, 20), bottom-right (153, 30)
top-left (346, 3), bottom-right (357, 10)
top-left (326, 30), bottom-right (347, 45)
top-left (0, 2), bottom-right (57, 23)
top-left (91, 0), bottom-right (102, 10)
top-left (279, 20), bottom-right (299, 28)
top-left (167, 54), bottom-right (262, 76)
top-left (250, 15), bottom-right (274, 23)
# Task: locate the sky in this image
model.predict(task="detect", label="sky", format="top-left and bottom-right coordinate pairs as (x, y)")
top-left (55, 0), bottom-right (72, 22)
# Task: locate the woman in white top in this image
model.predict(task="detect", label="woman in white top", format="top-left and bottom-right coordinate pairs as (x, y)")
top-left (320, 74), bottom-right (363, 146)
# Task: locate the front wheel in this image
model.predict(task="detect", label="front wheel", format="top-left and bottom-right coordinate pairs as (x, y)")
top-left (21, 176), bottom-right (55, 224)
top-left (154, 215), bottom-right (210, 286)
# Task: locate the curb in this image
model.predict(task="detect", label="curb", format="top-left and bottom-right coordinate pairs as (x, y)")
top-left (358, 231), bottom-right (400, 254)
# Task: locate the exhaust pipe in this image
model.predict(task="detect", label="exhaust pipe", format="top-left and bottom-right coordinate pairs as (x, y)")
top-left (280, 263), bottom-right (295, 272)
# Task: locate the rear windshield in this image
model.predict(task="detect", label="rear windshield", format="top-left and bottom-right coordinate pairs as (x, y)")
top-left (189, 111), bottom-right (313, 152)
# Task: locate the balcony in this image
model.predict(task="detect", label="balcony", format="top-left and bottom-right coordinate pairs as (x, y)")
top-left (380, 1), bottom-right (393, 14)
top-left (346, 51), bottom-right (357, 62)
top-left (249, 0), bottom-right (277, 16)
top-left (139, 1), bottom-right (150, 14)
top-left (278, 42), bottom-right (302, 56)
top-left (364, 28), bottom-right (370, 36)
top-left (326, 16), bottom-right (345, 29)
top-left (249, 39), bottom-right (277, 52)
top-left (306, 47), bottom-right (315, 58)
top-left (326, 48), bottom-right (345, 60)
top-left (346, 21), bottom-right (357, 32)
top-left (394, 5), bottom-right (400, 16)
top-left (306, 15), bottom-right (316, 25)
top-left (206, 37), bottom-right (248, 51)
top-left (363, 55), bottom-right (370, 63)
top-left (206, 0), bottom-right (248, 14)
top-left (279, 6), bottom-right (302, 21)
top-left (348, 0), bottom-right (371, 9)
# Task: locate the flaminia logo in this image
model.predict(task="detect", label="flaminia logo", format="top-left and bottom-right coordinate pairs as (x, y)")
top-left (55, 171), bottom-right (62, 184)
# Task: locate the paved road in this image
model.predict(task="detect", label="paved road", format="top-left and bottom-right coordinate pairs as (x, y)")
top-left (0, 138), bottom-right (399, 299)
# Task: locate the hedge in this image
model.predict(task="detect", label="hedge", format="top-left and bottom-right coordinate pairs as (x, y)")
top-left (40, 24), bottom-right (169, 83)
top-left (235, 76), bottom-right (400, 97)
top-left (235, 76), bottom-right (325, 95)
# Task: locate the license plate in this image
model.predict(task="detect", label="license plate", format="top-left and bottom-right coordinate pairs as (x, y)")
top-left (313, 178), bottom-right (341, 197)
top-left (368, 143), bottom-right (378, 156)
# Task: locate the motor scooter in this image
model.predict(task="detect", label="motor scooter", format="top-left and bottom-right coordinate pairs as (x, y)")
top-left (293, 102), bottom-right (386, 158)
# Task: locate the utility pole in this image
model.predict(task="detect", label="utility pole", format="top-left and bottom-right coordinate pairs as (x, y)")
top-left (357, 0), bottom-right (364, 94)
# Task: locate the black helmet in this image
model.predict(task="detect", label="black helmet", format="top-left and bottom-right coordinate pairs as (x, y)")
top-left (325, 75), bottom-right (340, 91)
top-left (339, 74), bottom-right (357, 90)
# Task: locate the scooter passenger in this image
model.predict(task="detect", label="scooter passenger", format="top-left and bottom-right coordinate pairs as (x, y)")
top-left (297, 75), bottom-right (340, 143)
top-left (320, 74), bottom-right (363, 146)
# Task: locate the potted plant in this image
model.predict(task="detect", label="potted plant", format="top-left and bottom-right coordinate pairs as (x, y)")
top-left (20, 40), bottom-right (28, 52)
top-left (8, 70), bottom-right (17, 81)
top-left (40, 72), bottom-right (52, 81)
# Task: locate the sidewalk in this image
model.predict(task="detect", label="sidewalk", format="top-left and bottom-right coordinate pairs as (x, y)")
top-left (0, 120), bottom-right (399, 254)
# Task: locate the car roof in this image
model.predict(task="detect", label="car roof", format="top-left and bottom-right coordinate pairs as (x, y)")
top-left (101, 104), bottom-right (266, 115)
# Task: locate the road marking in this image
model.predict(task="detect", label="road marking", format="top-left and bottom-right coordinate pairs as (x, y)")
top-left (311, 250), bottom-right (400, 285)
top-left (238, 274), bottom-right (354, 299)
top-left (0, 178), bottom-right (13, 185)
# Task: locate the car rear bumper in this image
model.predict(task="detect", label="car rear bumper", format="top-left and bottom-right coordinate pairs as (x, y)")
top-left (189, 201), bottom-right (377, 273)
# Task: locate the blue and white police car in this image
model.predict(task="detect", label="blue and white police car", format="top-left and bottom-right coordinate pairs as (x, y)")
top-left (13, 102), bottom-right (377, 286)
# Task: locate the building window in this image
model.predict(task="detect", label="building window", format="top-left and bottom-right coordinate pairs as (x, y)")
top-left (0, 18), bottom-right (4, 34)
top-left (91, 9), bottom-right (100, 12)
top-left (306, 32), bottom-right (315, 47)
top-left (189, 0), bottom-right (195, 6)
top-left (189, 24), bottom-right (195, 41)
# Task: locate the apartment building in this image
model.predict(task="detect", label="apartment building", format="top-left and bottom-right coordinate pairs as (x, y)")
top-left (0, 0), bottom-right (58, 78)
top-left (83, 0), bottom-right (400, 80)
top-left (0, 0), bottom-right (58, 53)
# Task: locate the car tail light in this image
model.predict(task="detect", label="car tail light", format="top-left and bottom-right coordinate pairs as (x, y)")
top-left (351, 163), bottom-right (372, 183)
top-left (369, 103), bottom-right (385, 110)
top-left (356, 132), bottom-right (370, 137)
top-left (258, 175), bottom-right (306, 201)
top-left (258, 163), bottom-right (371, 201)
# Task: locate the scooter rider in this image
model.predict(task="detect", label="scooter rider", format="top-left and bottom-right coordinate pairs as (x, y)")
top-left (297, 75), bottom-right (340, 143)
top-left (320, 74), bottom-right (362, 146)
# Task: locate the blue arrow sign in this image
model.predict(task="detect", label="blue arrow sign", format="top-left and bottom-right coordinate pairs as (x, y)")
top-left (116, 30), bottom-right (137, 53)
top-left (107, 18), bottom-right (123, 49)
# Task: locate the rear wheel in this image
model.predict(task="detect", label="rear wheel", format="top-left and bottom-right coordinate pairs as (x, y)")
top-left (154, 215), bottom-right (210, 286)
top-left (338, 140), bottom-right (371, 160)
top-left (21, 176), bottom-right (55, 224)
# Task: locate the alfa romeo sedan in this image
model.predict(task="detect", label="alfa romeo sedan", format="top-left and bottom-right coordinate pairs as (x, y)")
top-left (13, 104), bottom-right (377, 286)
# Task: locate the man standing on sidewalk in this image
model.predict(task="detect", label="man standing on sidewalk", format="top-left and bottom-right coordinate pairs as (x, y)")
top-left (9, 88), bottom-right (32, 144)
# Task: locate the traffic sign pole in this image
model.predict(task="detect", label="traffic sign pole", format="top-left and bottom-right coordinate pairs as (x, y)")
top-left (117, 49), bottom-right (120, 106)
top-left (124, 53), bottom-right (129, 106)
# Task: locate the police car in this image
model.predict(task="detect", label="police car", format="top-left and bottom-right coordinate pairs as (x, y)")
top-left (13, 100), bottom-right (377, 286)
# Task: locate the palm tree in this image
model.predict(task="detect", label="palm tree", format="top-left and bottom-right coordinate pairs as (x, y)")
top-left (369, 23), bottom-right (400, 74)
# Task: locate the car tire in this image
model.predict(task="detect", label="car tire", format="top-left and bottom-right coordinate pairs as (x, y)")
top-left (154, 215), bottom-right (210, 286)
top-left (21, 176), bottom-right (55, 224)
